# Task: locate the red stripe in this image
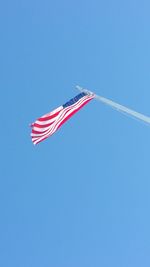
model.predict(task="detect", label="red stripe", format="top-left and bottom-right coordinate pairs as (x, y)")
top-left (32, 128), bottom-right (50, 134)
top-left (38, 110), bottom-right (61, 121)
top-left (33, 121), bottom-right (55, 128)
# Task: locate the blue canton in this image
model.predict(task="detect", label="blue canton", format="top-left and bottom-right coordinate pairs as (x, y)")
top-left (63, 93), bottom-right (86, 108)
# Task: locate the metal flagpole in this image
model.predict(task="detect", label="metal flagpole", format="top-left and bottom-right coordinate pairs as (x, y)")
top-left (76, 85), bottom-right (150, 125)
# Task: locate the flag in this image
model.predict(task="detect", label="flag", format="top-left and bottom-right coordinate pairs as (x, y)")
top-left (31, 92), bottom-right (94, 145)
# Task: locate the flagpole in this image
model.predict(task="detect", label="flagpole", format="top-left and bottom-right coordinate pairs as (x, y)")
top-left (76, 85), bottom-right (150, 125)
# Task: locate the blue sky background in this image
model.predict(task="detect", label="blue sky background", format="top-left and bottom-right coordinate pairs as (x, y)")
top-left (1, 0), bottom-right (150, 266)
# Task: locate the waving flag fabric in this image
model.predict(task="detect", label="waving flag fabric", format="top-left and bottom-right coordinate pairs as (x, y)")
top-left (31, 92), bottom-right (94, 145)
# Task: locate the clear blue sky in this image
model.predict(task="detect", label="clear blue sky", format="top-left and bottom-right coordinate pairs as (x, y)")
top-left (1, 0), bottom-right (150, 266)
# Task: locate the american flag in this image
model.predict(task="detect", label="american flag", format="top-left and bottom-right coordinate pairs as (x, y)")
top-left (31, 92), bottom-right (94, 145)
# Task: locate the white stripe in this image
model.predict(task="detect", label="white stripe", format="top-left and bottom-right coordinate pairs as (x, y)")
top-left (41, 106), bottom-right (62, 117)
